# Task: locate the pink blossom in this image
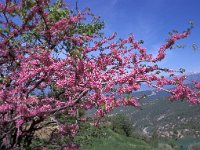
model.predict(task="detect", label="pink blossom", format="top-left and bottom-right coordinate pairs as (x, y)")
top-left (193, 81), bottom-right (200, 89)
top-left (16, 119), bottom-right (24, 128)
top-left (0, 1), bottom-right (195, 148)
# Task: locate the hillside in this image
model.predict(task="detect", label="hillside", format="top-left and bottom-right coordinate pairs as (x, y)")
top-left (80, 129), bottom-right (160, 150)
top-left (86, 73), bottom-right (200, 149)
top-left (109, 90), bottom-right (200, 138)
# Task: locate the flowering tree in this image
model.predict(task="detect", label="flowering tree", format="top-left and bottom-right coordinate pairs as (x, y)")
top-left (0, 0), bottom-right (199, 149)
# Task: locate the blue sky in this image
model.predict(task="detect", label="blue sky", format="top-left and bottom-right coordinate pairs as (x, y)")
top-left (66, 0), bottom-right (200, 73)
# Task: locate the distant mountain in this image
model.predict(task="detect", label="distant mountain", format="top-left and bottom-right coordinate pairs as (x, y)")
top-left (139, 72), bottom-right (200, 91)
top-left (108, 89), bottom-right (200, 139)
top-left (86, 73), bottom-right (200, 150)
top-left (87, 72), bottom-right (200, 139)
top-left (184, 72), bottom-right (200, 83)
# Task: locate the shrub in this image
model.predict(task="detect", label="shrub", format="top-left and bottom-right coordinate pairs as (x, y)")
top-left (110, 114), bottom-right (133, 137)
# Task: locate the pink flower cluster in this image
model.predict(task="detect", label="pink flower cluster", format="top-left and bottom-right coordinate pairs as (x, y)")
top-left (0, 3), bottom-right (18, 13)
top-left (0, 0), bottom-right (197, 148)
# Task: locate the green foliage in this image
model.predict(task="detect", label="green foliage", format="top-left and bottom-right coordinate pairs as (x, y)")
top-left (80, 129), bottom-right (158, 150)
top-left (157, 143), bottom-right (174, 150)
top-left (110, 114), bottom-right (133, 137)
top-left (76, 22), bottom-right (104, 36)
top-left (167, 140), bottom-right (179, 150)
top-left (188, 142), bottom-right (200, 150)
top-left (149, 131), bottom-right (159, 147)
top-left (12, 0), bottom-right (104, 55)
top-left (48, 0), bottom-right (69, 21)
top-left (29, 122), bottom-right (108, 150)
top-left (74, 123), bottom-right (108, 148)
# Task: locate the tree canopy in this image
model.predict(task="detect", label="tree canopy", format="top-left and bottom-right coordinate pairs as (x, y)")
top-left (0, 0), bottom-right (199, 149)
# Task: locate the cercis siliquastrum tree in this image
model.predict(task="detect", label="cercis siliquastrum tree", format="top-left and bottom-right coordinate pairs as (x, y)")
top-left (0, 0), bottom-right (199, 149)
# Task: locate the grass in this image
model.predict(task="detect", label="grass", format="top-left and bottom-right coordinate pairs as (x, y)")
top-left (80, 129), bottom-right (158, 150)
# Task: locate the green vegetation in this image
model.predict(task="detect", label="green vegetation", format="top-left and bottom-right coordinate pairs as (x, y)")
top-left (76, 114), bottom-right (178, 150)
top-left (29, 111), bottom-right (200, 150)
top-left (29, 122), bottom-right (159, 150)
top-left (110, 114), bottom-right (133, 137)
top-left (80, 128), bottom-right (158, 150)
